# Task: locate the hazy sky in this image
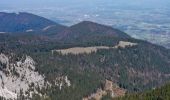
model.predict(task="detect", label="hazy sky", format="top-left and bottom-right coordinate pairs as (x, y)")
top-left (1, 0), bottom-right (169, 9)
top-left (1, 0), bottom-right (169, 25)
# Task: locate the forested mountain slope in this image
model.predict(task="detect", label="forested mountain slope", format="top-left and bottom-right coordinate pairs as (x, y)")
top-left (55, 21), bottom-right (130, 43)
top-left (114, 83), bottom-right (170, 100)
top-left (0, 13), bottom-right (170, 100)
top-left (0, 12), bottom-right (66, 33)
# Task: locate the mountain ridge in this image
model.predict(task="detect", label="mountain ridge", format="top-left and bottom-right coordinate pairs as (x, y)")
top-left (0, 12), bottom-right (66, 33)
top-left (54, 21), bottom-right (131, 44)
top-left (0, 12), bottom-right (170, 100)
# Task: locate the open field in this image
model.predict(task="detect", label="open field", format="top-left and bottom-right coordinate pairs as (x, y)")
top-left (54, 41), bottom-right (137, 55)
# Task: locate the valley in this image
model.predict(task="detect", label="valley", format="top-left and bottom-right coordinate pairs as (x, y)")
top-left (1, 1), bottom-right (170, 48)
top-left (0, 12), bottom-right (169, 100)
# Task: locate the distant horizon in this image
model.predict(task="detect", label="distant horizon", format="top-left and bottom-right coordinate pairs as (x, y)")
top-left (0, 0), bottom-right (170, 47)
top-left (1, 0), bottom-right (169, 25)
top-left (1, 0), bottom-right (169, 11)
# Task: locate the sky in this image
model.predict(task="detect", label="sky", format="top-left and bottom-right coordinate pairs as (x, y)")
top-left (0, 0), bottom-right (169, 24)
top-left (1, 0), bottom-right (169, 9)
top-left (0, 0), bottom-right (169, 26)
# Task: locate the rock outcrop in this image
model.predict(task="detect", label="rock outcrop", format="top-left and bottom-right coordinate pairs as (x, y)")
top-left (0, 54), bottom-right (45, 99)
top-left (83, 80), bottom-right (126, 100)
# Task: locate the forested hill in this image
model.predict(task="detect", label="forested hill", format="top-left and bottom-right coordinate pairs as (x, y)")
top-left (55, 21), bottom-right (130, 42)
top-left (0, 12), bottom-right (170, 100)
top-left (114, 83), bottom-right (170, 100)
top-left (0, 12), bottom-right (66, 32)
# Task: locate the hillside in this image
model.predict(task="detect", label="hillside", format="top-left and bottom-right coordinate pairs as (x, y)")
top-left (0, 12), bottom-right (66, 33)
top-left (56, 21), bottom-right (130, 43)
top-left (114, 83), bottom-right (170, 100)
top-left (0, 13), bottom-right (170, 100)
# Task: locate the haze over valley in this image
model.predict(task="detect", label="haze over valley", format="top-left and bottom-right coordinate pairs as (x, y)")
top-left (1, 0), bottom-right (170, 48)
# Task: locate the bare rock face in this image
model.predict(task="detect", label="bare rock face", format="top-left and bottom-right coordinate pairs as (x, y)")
top-left (0, 53), bottom-right (72, 100)
top-left (83, 80), bottom-right (126, 100)
top-left (54, 76), bottom-right (71, 90)
top-left (104, 80), bottom-right (126, 98)
top-left (0, 54), bottom-right (45, 99)
top-left (0, 53), bottom-right (9, 65)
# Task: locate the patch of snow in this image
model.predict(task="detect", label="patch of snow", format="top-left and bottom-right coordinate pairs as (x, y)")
top-left (26, 29), bottom-right (33, 32)
top-left (43, 25), bottom-right (55, 31)
top-left (0, 32), bottom-right (6, 34)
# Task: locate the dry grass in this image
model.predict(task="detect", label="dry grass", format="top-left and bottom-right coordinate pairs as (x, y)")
top-left (115, 41), bottom-right (137, 48)
top-left (53, 41), bottom-right (137, 55)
